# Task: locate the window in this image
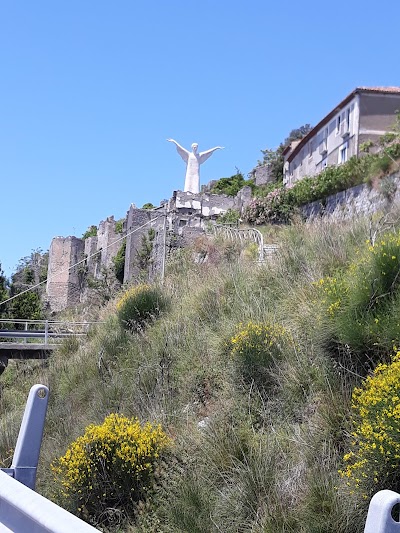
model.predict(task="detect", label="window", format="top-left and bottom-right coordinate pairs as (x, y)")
top-left (346, 108), bottom-right (351, 131)
top-left (339, 142), bottom-right (348, 164)
top-left (308, 140), bottom-right (313, 157)
top-left (336, 115), bottom-right (341, 134)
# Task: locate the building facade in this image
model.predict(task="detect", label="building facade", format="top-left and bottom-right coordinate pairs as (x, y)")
top-left (283, 87), bottom-right (400, 186)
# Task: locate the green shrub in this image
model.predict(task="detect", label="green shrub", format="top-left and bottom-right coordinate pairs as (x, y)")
top-left (211, 172), bottom-right (254, 196)
top-left (318, 230), bottom-right (400, 363)
top-left (116, 284), bottom-right (169, 331)
top-left (51, 413), bottom-right (171, 526)
top-left (82, 225), bottom-right (97, 239)
top-left (218, 208), bottom-right (240, 225)
top-left (369, 154), bottom-right (392, 176)
top-left (340, 350), bottom-right (400, 497)
top-left (227, 321), bottom-right (293, 386)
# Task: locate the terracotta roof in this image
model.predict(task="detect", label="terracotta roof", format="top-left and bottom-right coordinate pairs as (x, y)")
top-left (285, 87), bottom-right (400, 163)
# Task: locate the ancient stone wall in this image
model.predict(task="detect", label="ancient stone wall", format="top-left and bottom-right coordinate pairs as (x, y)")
top-left (46, 188), bottom-right (252, 311)
top-left (96, 217), bottom-right (123, 270)
top-left (123, 206), bottom-right (165, 283)
top-left (84, 236), bottom-right (99, 277)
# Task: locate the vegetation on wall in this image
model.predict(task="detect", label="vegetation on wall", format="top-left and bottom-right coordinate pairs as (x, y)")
top-left (135, 228), bottom-right (155, 280)
top-left (82, 225), bottom-right (97, 239)
top-left (113, 241), bottom-right (126, 283)
top-left (211, 171), bottom-right (254, 196)
top-left (115, 218), bottom-right (125, 234)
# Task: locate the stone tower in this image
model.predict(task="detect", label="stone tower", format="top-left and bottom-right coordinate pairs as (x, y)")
top-left (46, 236), bottom-right (85, 312)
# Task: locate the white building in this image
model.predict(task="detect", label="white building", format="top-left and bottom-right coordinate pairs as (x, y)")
top-left (283, 87), bottom-right (400, 186)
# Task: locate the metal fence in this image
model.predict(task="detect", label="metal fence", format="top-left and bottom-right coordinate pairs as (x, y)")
top-left (0, 319), bottom-right (98, 345)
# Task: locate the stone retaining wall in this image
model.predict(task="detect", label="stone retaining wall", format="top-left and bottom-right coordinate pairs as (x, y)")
top-left (301, 171), bottom-right (400, 221)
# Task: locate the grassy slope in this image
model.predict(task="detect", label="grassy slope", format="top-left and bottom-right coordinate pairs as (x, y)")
top-left (1, 212), bottom-right (399, 532)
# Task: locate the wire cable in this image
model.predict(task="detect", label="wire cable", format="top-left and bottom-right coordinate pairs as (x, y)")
top-left (0, 215), bottom-right (164, 307)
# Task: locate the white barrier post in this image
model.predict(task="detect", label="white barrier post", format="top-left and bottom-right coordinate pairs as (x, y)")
top-left (2, 384), bottom-right (49, 490)
top-left (364, 490), bottom-right (400, 532)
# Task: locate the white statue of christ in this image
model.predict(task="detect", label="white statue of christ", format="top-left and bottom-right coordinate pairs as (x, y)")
top-left (167, 139), bottom-right (224, 194)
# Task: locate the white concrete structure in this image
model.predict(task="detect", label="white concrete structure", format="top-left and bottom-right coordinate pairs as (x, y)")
top-left (0, 470), bottom-right (100, 532)
top-left (167, 139), bottom-right (223, 193)
top-left (283, 87), bottom-right (400, 186)
top-left (364, 490), bottom-right (400, 532)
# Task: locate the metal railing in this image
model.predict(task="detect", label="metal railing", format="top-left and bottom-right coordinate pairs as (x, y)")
top-left (210, 224), bottom-right (279, 262)
top-left (211, 225), bottom-right (266, 261)
top-left (0, 319), bottom-right (97, 345)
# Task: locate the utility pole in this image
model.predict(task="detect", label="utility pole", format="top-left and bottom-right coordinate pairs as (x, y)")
top-left (160, 203), bottom-right (168, 285)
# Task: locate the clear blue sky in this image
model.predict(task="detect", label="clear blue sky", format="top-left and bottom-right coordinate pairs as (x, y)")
top-left (1, 0), bottom-right (399, 277)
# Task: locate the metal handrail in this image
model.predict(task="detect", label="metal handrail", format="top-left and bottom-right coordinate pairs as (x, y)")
top-left (211, 224), bottom-right (266, 261)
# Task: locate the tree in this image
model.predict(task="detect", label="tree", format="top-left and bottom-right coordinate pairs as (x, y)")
top-left (256, 124), bottom-right (313, 183)
top-left (12, 249), bottom-right (48, 289)
top-left (8, 291), bottom-right (43, 321)
top-left (0, 263), bottom-right (9, 317)
top-left (7, 249), bottom-right (48, 321)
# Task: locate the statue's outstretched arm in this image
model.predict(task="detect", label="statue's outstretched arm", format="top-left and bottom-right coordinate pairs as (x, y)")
top-left (167, 138), bottom-right (189, 163)
top-left (199, 146), bottom-right (224, 164)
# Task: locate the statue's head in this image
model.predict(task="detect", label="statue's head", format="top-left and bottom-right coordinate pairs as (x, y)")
top-left (191, 143), bottom-right (198, 154)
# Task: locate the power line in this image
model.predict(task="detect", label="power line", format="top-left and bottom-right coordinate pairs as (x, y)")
top-left (0, 215), bottom-right (164, 307)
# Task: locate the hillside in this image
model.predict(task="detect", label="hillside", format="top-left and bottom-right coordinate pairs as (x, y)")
top-left (2, 208), bottom-right (400, 531)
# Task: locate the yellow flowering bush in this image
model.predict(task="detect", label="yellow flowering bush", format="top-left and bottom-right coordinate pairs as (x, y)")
top-left (228, 321), bottom-right (293, 385)
top-left (340, 350), bottom-right (400, 495)
top-left (51, 414), bottom-right (171, 524)
top-left (116, 284), bottom-right (169, 331)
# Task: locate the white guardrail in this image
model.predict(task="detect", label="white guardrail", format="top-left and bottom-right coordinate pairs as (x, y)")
top-left (0, 470), bottom-right (99, 532)
top-left (0, 384), bottom-right (99, 532)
